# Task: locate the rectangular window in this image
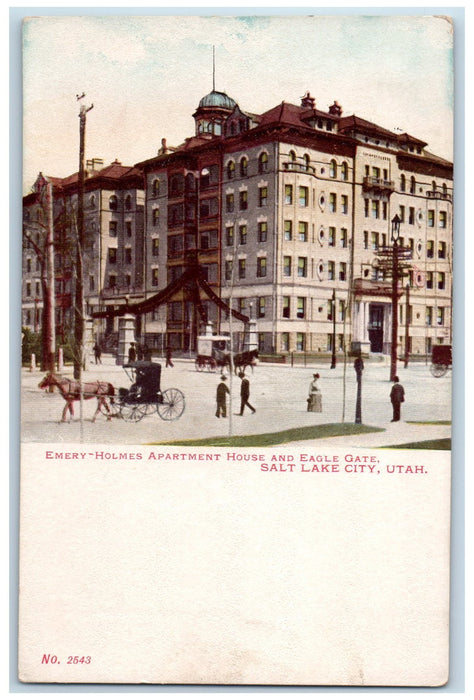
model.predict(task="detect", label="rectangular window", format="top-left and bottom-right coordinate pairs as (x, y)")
top-left (399, 205), bottom-right (405, 223)
top-left (371, 231), bottom-right (379, 250)
top-left (296, 332), bottom-right (305, 351)
top-left (364, 199), bottom-right (369, 217)
top-left (89, 275), bottom-right (95, 291)
top-left (151, 268), bottom-right (159, 287)
top-left (285, 185), bottom-right (293, 205)
top-left (239, 225), bottom-right (247, 245)
top-left (328, 261), bottom-right (335, 280)
top-left (108, 274), bottom-right (116, 288)
top-left (426, 307), bottom-right (433, 326)
top-left (283, 256), bottom-right (292, 276)
top-left (257, 257), bottom-right (267, 277)
top-left (329, 193), bottom-right (337, 213)
top-left (282, 296), bottom-right (290, 318)
top-left (339, 300), bottom-right (345, 321)
top-left (339, 262), bottom-right (347, 281)
top-left (439, 211), bottom-right (447, 228)
top-left (296, 297), bottom-right (306, 319)
top-left (426, 272), bottom-right (433, 289)
top-left (258, 186), bottom-right (268, 207)
top-left (124, 248), bottom-right (132, 264)
top-left (126, 221), bottom-right (132, 237)
top-left (239, 190), bottom-right (248, 210)
top-left (409, 207), bottom-right (415, 225)
top-left (297, 257), bottom-right (307, 278)
top-left (200, 197), bottom-right (218, 219)
top-left (238, 259), bottom-right (246, 279)
top-left (437, 307), bottom-right (445, 325)
top-left (226, 225), bottom-right (234, 246)
top-left (258, 297), bottom-right (266, 318)
top-left (299, 186), bottom-right (308, 206)
top-left (328, 227), bottom-right (335, 247)
top-left (438, 241), bottom-right (446, 259)
top-left (341, 195), bottom-right (348, 214)
top-left (258, 221), bottom-right (267, 242)
top-left (340, 228), bottom-right (348, 248)
top-left (225, 260), bottom-right (233, 281)
top-left (438, 272), bottom-right (445, 290)
top-left (428, 209), bottom-right (435, 227)
top-left (258, 333), bottom-right (265, 352)
top-left (327, 301), bottom-right (333, 321)
top-left (382, 201), bottom-right (388, 220)
top-left (152, 209), bottom-right (159, 225)
top-left (109, 221), bottom-right (117, 237)
top-left (108, 248), bottom-right (117, 264)
top-left (152, 238), bottom-right (159, 257)
top-left (226, 193), bottom-right (234, 213)
top-left (372, 200), bottom-right (380, 219)
top-left (281, 332), bottom-right (289, 352)
top-left (298, 221), bottom-right (308, 242)
top-left (284, 220), bottom-right (292, 241)
top-left (427, 240), bottom-right (434, 258)
top-left (363, 231), bottom-right (369, 249)
top-left (408, 238), bottom-right (414, 253)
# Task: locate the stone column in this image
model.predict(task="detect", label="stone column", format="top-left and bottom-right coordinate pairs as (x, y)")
top-left (116, 315), bottom-right (136, 366)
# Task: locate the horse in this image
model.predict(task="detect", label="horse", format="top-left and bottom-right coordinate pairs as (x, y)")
top-left (38, 373), bottom-right (116, 423)
top-left (233, 349), bottom-right (259, 375)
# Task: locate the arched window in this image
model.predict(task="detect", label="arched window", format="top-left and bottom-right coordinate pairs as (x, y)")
top-left (152, 179), bottom-right (160, 197)
top-left (400, 174), bottom-right (406, 192)
top-left (329, 159), bottom-right (337, 178)
top-left (109, 195), bottom-right (118, 211)
top-left (227, 160), bottom-right (235, 179)
top-left (442, 183), bottom-right (447, 195)
top-left (89, 194), bottom-right (96, 208)
top-left (258, 152), bottom-right (268, 174)
top-left (303, 154), bottom-right (311, 172)
top-left (341, 162), bottom-right (348, 181)
top-left (240, 157), bottom-right (248, 177)
top-left (431, 180), bottom-right (437, 192)
top-left (125, 194), bottom-right (132, 210)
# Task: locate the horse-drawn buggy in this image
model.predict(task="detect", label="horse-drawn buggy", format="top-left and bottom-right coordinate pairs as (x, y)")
top-left (430, 344), bottom-right (452, 378)
top-left (39, 361), bottom-right (185, 423)
top-left (194, 334), bottom-right (258, 374)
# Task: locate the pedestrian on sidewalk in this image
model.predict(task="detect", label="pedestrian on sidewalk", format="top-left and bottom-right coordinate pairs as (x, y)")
top-left (390, 376), bottom-right (405, 422)
top-left (307, 373), bottom-right (322, 412)
top-left (165, 347), bottom-right (174, 368)
top-left (215, 375), bottom-right (229, 418)
top-left (93, 342), bottom-right (102, 364)
top-left (238, 371), bottom-right (256, 415)
top-left (128, 342), bottom-right (136, 363)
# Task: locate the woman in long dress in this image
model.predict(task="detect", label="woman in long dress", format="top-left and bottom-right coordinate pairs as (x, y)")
top-left (307, 373), bottom-right (322, 412)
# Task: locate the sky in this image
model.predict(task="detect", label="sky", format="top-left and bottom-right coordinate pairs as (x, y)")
top-left (21, 12), bottom-right (454, 194)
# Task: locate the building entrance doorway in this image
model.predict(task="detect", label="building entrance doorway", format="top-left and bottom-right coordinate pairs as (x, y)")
top-left (368, 304), bottom-right (384, 352)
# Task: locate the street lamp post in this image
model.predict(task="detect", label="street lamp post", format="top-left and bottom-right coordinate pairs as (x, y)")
top-left (390, 214), bottom-right (401, 382)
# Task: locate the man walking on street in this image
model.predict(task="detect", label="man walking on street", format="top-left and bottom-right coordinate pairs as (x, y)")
top-left (215, 375), bottom-right (229, 418)
top-left (238, 372), bottom-right (256, 415)
top-left (390, 376), bottom-right (405, 422)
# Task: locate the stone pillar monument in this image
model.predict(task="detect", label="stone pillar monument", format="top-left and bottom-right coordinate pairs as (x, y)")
top-left (117, 315), bottom-right (136, 366)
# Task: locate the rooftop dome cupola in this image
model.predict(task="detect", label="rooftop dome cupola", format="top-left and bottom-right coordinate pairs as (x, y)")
top-left (193, 89), bottom-right (237, 137)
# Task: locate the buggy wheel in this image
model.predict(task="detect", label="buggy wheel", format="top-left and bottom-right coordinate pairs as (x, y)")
top-left (157, 388), bottom-right (185, 421)
top-left (430, 363), bottom-right (448, 378)
top-left (120, 403), bottom-right (147, 422)
top-left (98, 398), bottom-right (121, 417)
top-left (195, 359), bottom-right (204, 372)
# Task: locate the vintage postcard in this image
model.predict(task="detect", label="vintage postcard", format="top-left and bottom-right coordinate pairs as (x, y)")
top-left (19, 13), bottom-right (454, 686)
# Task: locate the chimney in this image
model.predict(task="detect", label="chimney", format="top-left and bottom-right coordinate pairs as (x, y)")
top-left (301, 91), bottom-right (316, 109)
top-left (158, 138), bottom-right (168, 155)
top-left (328, 101), bottom-right (342, 117)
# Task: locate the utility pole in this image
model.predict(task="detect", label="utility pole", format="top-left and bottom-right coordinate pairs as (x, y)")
top-left (390, 215), bottom-right (400, 383)
top-left (43, 179), bottom-right (56, 373)
top-left (330, 288), bottom-right (337, 368)
top-left (404, 282), bottom-right (410, 368)
top-left (74, 94), bottom-right (93, 380)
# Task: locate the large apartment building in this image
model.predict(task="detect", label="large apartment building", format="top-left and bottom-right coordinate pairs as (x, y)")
top-left (22, 88), bottom-right (453, 360)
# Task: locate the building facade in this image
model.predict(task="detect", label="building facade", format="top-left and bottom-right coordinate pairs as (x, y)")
top-left (23, 89), bottom-right (453, 361)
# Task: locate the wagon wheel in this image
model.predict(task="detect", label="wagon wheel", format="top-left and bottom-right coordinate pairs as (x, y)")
top-left (430, 363), bottom-right (448, 378)
top-left (195, 358), bottom-right (204, 372)
top-left (120, 402), bottom-right (147, 422)
top-left (156, 388), bottom-right (185, 421)
top-left (98, 396), bottom-right (121, 418)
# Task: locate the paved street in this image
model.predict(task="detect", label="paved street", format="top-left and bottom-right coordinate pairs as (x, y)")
top-left (21, 354), bottom-right (452, 447)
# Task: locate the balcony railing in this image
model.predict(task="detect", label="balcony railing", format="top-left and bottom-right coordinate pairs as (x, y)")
top-left (362, 176), bottom-right (395, 193)
top-left (427, 190), bottom-right (452, 202)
